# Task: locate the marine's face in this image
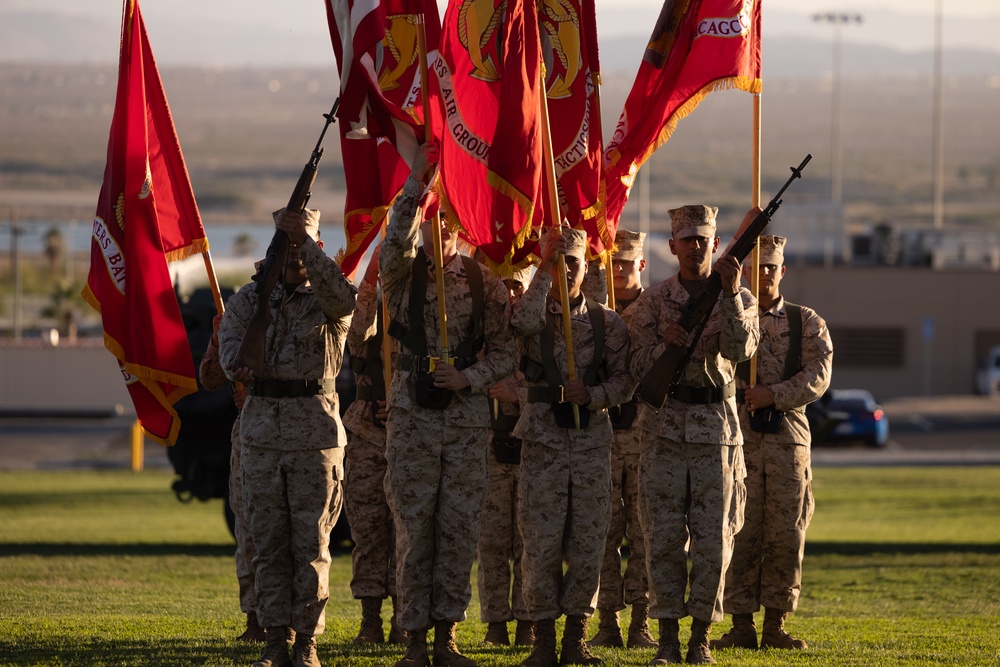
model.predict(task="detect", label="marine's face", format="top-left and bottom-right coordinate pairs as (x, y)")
top-left (669, 234), bottom-right (717, 274)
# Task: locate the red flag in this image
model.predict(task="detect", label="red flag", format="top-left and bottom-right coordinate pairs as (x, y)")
top-left (326, 0), bottom-right (441, 277)
top-left (434, 0), bottom-right (543, 271)
top-left (604, 0), bottom-right (762, 227)
top-left (540, 0), bottom-right (610, 258)
top-left (81, 0), bottom-right (207, 446)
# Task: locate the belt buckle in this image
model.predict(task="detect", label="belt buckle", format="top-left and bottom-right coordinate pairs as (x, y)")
top-left (426, 355), bottom-right (453, 372)
top-left (558, 385), bottom-right (567, 403)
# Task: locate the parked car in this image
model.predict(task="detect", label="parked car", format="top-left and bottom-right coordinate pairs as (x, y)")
top-left (975, 345), bottom-right (1000, 396)
top-left (807, 388), bottom-right (889, 448)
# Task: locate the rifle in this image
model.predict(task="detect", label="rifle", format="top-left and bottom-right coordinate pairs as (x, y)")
top-left (634, 154), bottom-right (811, 410)
top-left (233, 98), bottom-right (340, 377)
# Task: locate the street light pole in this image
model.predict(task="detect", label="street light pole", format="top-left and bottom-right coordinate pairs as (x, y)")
top-left (813, 12), bottom-right (862, 205)
top-left (932, 0), bottom-right (944, 229)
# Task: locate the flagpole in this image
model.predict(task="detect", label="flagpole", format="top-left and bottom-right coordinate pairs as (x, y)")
top-left (540, 66), bottom-right (580, 430)
top-left (380, 228), bottom-right (392, 395)
top-left (591, 71), bottom-right (615, 311)
top-left (416, 13), bottom-right (450, 362)
top-left (749, 93), bottom-right (762, 387)
top-left (201, 250), bottom-right (226, 315)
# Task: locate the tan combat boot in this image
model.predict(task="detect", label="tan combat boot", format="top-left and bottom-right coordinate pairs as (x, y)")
top-left (237, 611), bottom-right (267, 643)
top-left (709, 613), bottom-right (757, 650)
top-left (514, 619), bottom-right (535, 647)
top-left (648, 618), bottom-right (681, 666)
top-left (760, 608), bottom-right (807, 649)
top-left (586, 608), bottom-right (623, 648)
top-left (626, 603), bottom-right (658, 649)
top-left (685, 618), bottom-right (716, 665)
top-left (522, 618), bottom-right (558, 667)
top-left (395, 629), bottom-right (430, 667)
top-left (389, 597), bottom-right (409, 644)
top-left (560, 615), bottom-right (604, 665)
top-left (291, 633), bottom-right (321, 667)
top-left (483, 621), bottom-right (510, 646)
top-left (354, 597), bottom-right (385, 644)
top-left (252, 626), bottom-right (292, 667)
top-left (432, 621), bottom-right (477, 667)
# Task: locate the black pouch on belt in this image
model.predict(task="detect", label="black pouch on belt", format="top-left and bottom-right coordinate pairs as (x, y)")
top-left (412, 371), bottom-right (453, 410)
top-left (551, 401), bottom-right (590, 429)
top-left (749, 407), bottom-right (785, 434)
top-left (492, 435), bottom-right (523, 465)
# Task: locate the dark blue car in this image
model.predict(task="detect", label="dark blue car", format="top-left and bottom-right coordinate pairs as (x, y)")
top-left (807, 389), bottom-right (889, 448)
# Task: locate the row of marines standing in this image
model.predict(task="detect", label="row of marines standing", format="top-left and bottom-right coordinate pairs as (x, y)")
top-left (206, 148), bottom-right (834, 667)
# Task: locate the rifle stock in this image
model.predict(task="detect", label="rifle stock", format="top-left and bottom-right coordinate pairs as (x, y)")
top-left (634, 155), bottom-right (811, 410)
top-left (233, 99), bottom-right (340, 376)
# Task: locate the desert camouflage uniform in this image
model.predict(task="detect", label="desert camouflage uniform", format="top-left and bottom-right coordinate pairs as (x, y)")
top-left (725, 297), bottom-right (832, 613)
top-left (199, 336), bottom-right (257, 618)
top-left (218, 236), bottom-right (356, 636)
top-left (596, 292), bottom-right (650, 613)
top-left (379, 176), bottom-right (515, 632)
top-left (476, 370), bottom-right (529, 624)
top-left (342, 279), bottom-right (396, 601)
top-left (511, 271), bottom-right (633, 621)
top-left (624, 275), bottom-right (758, 623)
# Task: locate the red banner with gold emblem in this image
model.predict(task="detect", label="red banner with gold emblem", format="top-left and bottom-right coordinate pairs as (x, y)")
top-left (326, 0), bottom-right (441, 277)
top-left (540, 0), bottom-right (610, 258)
top-left (604, 0), bottom-right (762, 227)
top-left (82, 0), bottom-right (206, 446)
top-left (434, 0), bottom-right (543, 271)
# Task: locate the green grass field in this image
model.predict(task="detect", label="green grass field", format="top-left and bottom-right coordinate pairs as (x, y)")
top-left (1, 467), bottom-right (999, 666)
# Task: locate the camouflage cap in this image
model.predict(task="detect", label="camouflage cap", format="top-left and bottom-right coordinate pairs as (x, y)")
top-left (272, 208), bottom-right (321, 240)
top-left (758, 234), bottom-right (787, 266)
top-left (508, 264), bottom-right (534, 286)
top-left (560, 226), bottom-right (589, 259)
top-left (669, 204), bottom-right (718, 239)
top-left (614, 229), bottom-right (646, 260)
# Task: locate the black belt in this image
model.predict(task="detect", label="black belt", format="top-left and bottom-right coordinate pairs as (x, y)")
top-left (736, 388), bottom-right (745, 404)
top-left (396, 354), bottom-right (476, 373)
top-left (669, 381), bottom-right (736, 405)
top-left (526, 386), bottom-right (564, 403)
top-left (249, 378), bottom-right (336, 398)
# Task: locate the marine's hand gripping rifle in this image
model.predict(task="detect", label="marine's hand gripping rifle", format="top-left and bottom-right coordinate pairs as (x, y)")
top-left (634, 154), bottom-right (812, 410)
top-left (233, 99), bottom-right (340, 377)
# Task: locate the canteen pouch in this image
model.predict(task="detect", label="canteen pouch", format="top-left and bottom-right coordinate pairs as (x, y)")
top-left (412, 370), bottom-right (453, 410)
top-left (609, 400), bottom-right (638, 431)
top-left (749, 407), bottom-right (785, 434)
top-left (551, 401), bottom-right (590, 429)
top-left (492, 435), bottom-right (523, 465)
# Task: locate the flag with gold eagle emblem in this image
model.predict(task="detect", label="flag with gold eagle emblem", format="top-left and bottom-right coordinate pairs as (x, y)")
top-left (82, 0), bottom-right (207, 446)
top-left (434, 0), bottom-right (543, 271)
top-left (604, 0), bottom-right (762, 227)
top-left (325, 0), bottom-right (441, 277)
top-left (539, 0), bottom-right (610, 258)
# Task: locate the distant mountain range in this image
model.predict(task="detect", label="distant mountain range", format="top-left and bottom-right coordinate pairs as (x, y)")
top-left (2, 8), bottom-right (1000, 78)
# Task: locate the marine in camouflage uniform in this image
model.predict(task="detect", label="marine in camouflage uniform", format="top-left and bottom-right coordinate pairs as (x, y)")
top-left (711, 235), bottom-right (833, 652)
top-left (379, 152), bottom-right (515, 667)
top-left (624, 205), bottom-right (759, 665)
top-left (219, 208), bottom-right (356, 667)
top-left (511, 227), bottom-right (634, 667)
top-left (476, 266), bottom-right (534, 648)
top-left (588, 230), bottom-right (657, 650)
top-left (200, 315), bottom-right (262, 643)
top-left (342, 248), bottom-right (405, 645)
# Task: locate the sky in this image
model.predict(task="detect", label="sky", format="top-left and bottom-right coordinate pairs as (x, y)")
top-left (3, 0), bottom-right (999, 66)
top-left (7, 0), bottom-right (999, 28)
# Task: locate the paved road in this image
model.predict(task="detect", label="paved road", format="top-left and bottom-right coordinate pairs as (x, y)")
top-left (0, 395), bottom-right (998, 471)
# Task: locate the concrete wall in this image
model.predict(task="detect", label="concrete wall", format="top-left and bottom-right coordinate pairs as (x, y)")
top-left (778, 266), bottom-right (1000, 400)
top-left (0, 340), bottom-right (134, 416)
